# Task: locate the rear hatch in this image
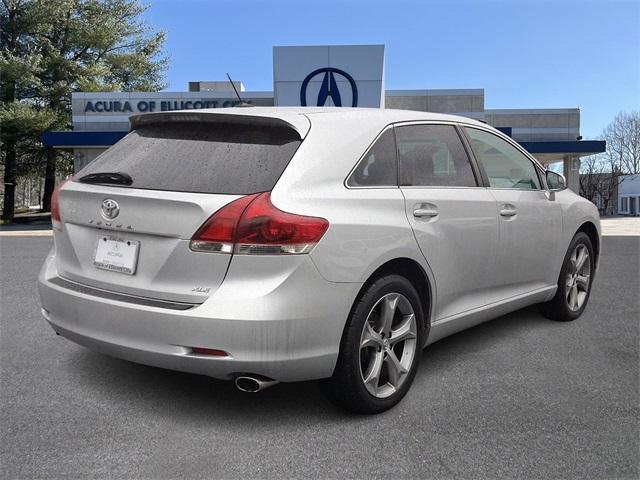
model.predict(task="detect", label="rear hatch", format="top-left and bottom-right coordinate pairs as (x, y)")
top-left (54, 111), bottom-right (306, 304)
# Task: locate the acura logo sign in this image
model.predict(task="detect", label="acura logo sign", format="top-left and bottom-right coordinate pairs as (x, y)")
top-left (101, 198), bottom-right (119, 220)
top-left (300, 68), bottom-right (358, 107)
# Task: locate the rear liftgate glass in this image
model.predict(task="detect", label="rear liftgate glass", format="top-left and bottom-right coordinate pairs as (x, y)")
top-left (50, 114), bottom-right (312, 305)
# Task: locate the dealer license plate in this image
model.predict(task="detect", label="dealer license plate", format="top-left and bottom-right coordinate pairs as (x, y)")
top-left (93, 236), bottom-right (140, 275)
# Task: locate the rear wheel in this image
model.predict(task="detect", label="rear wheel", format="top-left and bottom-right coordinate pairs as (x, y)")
top-left (322, 275), bottom-right (425, 414)
top-left (540, 232), bottom-right (594, 322)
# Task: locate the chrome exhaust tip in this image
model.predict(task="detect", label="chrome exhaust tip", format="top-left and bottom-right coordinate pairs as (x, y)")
top-left (234, 375), bottom-right (279, 393)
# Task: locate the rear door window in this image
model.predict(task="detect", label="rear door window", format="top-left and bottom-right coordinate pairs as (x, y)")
top-left (396, 124), bottom-right (478, 187)
top-left (76, 121), bottom-right (302, 194)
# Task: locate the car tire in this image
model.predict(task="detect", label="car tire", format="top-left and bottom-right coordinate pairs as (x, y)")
top-left (322, 274), bottom-right (425, 414)
top-left (540, 232), bottom-right (595, 322)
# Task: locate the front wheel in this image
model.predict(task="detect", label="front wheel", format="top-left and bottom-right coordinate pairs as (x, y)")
top-left (322, 275), bottom-right (425, 414)
top-left (540, 232), bottom-right (595, 322)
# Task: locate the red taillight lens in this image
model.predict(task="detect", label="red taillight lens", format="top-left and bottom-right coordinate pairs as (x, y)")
top-left (191, 347), bottom-right (228, 357)
top-left (190, 192), bottom-right (329, 255)
top-left (51, 178), bottom-right (71, 229)
top-left (235, 193), bottom-right (329, 254)
top-left (190, 193), bottom-right (259, 253)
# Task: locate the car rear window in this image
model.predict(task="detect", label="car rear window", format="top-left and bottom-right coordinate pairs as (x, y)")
top-left (76, 121), bottom-right (302, 194)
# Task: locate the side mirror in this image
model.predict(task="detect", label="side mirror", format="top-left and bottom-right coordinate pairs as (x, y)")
top-left (546, 170), bottom-right (567, 191)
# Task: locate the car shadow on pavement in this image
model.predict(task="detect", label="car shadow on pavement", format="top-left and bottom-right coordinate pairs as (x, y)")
top-left (65, 305), bottom-right (553, 423)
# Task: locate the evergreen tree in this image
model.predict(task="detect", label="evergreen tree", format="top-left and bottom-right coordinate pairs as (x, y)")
top-left (1, 0), bottom-right (167, 221)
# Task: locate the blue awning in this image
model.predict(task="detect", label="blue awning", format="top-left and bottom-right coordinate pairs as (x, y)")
top-left (495, 126), bottom-right (512, 137)
top-left (43, 130), bottom-right (606, 157)
top-left (42, 130), bottom-right (127, 147)
top-left (519, 140), bottom-right (605, 155)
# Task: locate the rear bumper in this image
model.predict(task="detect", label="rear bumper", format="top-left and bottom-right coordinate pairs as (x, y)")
top-left (38, 250), bottom-right (360, 382)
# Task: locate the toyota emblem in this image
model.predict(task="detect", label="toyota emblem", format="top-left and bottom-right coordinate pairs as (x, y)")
top-left (101, 198), bottom-right (120, 220)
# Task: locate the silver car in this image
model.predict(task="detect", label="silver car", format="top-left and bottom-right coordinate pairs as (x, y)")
top-left (38, 108), bottom-right (600, 413)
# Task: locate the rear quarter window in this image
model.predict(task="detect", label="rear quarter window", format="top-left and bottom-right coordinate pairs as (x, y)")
top-left (76, 121), bottom-right (302, 194)
top-left (347, 129), bottom-right (398, 187)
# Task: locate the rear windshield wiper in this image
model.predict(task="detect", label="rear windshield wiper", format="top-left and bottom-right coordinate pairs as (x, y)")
top-left (78, 172), bottom-right (133, 186)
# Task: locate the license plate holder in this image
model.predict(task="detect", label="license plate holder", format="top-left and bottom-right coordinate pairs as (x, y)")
top-left (93, 235), bottom-right (140, 275)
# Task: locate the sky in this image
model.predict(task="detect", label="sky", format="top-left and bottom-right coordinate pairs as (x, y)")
top-left (143, 0), bottom-right (640, 139)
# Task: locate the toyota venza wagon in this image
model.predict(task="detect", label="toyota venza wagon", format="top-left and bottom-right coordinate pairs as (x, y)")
top-left (39, 107), bottom-right (600, 413)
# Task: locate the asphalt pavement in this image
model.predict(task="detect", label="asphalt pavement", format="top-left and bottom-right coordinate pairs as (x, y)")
top-left (1, 236), bottom-right (638, 479)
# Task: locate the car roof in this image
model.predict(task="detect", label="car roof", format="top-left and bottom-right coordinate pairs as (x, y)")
top-left (129, 107), bottom-right (490, 140)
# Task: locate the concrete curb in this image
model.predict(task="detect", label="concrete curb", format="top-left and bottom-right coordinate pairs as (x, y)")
top-left (0, 230), bottom-right (53, 237)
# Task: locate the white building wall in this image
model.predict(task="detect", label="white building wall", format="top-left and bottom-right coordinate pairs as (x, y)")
top-left (385, 89), bottom-right (484, 119)
top-left (618, 174), bottom-right (640, 216)
top-left (273, 45), bottom-right (385, 108)
top-left (485, 108), bottom-right (581, 142)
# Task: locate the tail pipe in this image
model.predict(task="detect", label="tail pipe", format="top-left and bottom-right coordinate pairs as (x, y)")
top-left (234, 375), bottom-right (279, 393)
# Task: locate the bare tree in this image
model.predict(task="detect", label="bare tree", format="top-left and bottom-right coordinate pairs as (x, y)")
top-left (580, 111), bottom-right (639, 215)
top-left (579, 154), bottom-right (601, 204)
top-left (603, 111), bottom-right (640, 175)
top-left (579, 153), bottom-right (624, 215)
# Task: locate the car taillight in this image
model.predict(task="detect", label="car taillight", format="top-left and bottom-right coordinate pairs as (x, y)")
top-left (190, 192), bottom-right (329, 255)
top-left (190, 347), bottom-right (228, 357)
top-left (190, 193), bottom-right (260, 253)
top-left (51, 178), bottom-right (71, 230)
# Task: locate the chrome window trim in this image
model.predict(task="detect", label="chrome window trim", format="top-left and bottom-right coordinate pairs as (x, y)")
top-left (346, 120), bottom-right (489, 190)
top-left (344, 119), bottom-right (547, 191)
top-left (398, 185), bottom-right (488, 190)
top-left (483, 187), bottom-right (550, 193)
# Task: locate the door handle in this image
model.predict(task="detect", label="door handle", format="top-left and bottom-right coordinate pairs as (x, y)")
top-left (413, 208), bottom-right (438, 218)
top-left (499, 204), bottom-right (517, 217)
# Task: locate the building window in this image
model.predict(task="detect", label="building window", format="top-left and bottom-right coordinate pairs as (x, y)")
top-left (619, 196), bottom-right (629, 213)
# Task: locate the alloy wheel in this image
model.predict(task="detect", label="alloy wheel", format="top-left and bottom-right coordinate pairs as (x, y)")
top-left (359, 293), bottom-right (418, 398)
top-left (566, 244), bottom-right (592, 311)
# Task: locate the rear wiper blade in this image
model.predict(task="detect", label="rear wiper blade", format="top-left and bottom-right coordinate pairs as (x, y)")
top-left (78, 172), bottom-right (133, 186)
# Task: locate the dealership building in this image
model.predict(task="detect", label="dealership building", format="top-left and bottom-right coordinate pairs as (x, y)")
top-left (43, 44), bottom-right (605, 191)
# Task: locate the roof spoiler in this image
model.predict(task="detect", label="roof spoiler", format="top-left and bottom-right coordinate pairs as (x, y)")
top-left (129, 111), bottom-right (308, 139)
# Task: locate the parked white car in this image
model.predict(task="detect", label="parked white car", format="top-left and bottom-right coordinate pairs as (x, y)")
top-left (38, 108), bottom-right (600, 413)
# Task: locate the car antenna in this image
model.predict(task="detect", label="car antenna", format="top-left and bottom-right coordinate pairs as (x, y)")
top-left (226, 73), bottom-right (253, 107)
